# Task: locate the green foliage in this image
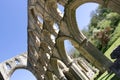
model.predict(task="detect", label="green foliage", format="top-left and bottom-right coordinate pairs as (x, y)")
top-left (107, 23), bottom-right (120, 48)
top-left (97, 20), bottom-right (111, 29)
top-left (106, 12), bottom-right (120, 27)
top-left (82, 27), bottom-right (89, 38)
top-left (72, 50), bottom-right (80, 58)
top-left (88, 6), bottom-right (120, 53)
top-left (72, 5), bottom-right (120, 57)
top-left (106, 12), bottom-right (120, 20)
top-left (90, 15), bottom-right (99, 27)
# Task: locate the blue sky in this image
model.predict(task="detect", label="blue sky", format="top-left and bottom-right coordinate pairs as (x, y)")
top-left (0, 0), bottom-right (36, 80)
top-left (0, 0), bottom-right (27, 62)
top-left (0, 1), bottom-right (98, 80)
top-left (76, 3), bottom-right (98, 30)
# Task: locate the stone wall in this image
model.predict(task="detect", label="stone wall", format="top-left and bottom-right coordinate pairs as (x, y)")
top-left (1, 0), bottom-right (120, 80)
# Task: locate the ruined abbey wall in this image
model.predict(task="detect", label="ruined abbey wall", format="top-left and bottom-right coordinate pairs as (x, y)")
top-left (1, 0), bottom-right (120, 80)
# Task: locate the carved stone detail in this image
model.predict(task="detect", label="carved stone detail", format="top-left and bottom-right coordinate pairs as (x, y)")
top-left (1, 0), bottom-right (120, 80)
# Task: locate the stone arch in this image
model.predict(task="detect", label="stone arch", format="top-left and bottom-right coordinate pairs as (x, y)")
top-left (0, 53), bottom-right (28, 80)
top-left (10, 69), bottom-right (37, 80)
top-left (27, 0), bottom-right (120, 79)
top-left (1, 0), bottom-right (120, 80)
top-left (61, 0), bottom-right (113, 72)
top-left (65, 0), bottom-right (120, 44)
top-left (56, 36), bottom-right (95, 79)
top-left (64, 0), bottom-right (104, 44)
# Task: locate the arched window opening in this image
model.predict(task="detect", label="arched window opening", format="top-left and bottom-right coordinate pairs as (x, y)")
top-left (64, 39), bottom-right (99, 79)
top-left (50, 34), bottom-right (56, 43)
top-left (37, 16), bottom-right (43, 24)
top-left (53, 23), bottom-right (59, 34)
top-left (15, 59), bottom-right (20, 65)
top-left (57, 3), bottom-right (65, 17)
top-left (76, 3), bottom-right (99, 31)
top-left (76, 2), bottom-right (120, 54)
top-left (37, 16), bottom-right (43, 30)
top-left (64, 40), bottom-right (75, 56)
top-left (76, 3), bottom-right (109, 53)
top-left (6, 63), bottom-right (12, 70)
top-left (10, 69), bottom-right (37, 80)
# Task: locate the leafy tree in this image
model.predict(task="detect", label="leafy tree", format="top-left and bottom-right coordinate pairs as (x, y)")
top-left (107, 23), bottom-right (120, 48)
top-left (73, 5), bottom-right (120, 57)
top-left (88, 6), bottom-right (120, 53)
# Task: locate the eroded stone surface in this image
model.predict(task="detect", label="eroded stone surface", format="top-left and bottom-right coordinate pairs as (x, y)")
top-left (1, 0), bottom-right (120, 80)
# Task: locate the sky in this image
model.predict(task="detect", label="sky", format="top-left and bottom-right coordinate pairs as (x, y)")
top-left (0, 1), bottom-right (98, 80)
top-left (76, 3), bottom-right (98, 30)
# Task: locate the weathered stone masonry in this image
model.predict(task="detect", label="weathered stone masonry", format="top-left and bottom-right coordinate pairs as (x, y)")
top-left (1, 0), bottom-right (120, 80)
